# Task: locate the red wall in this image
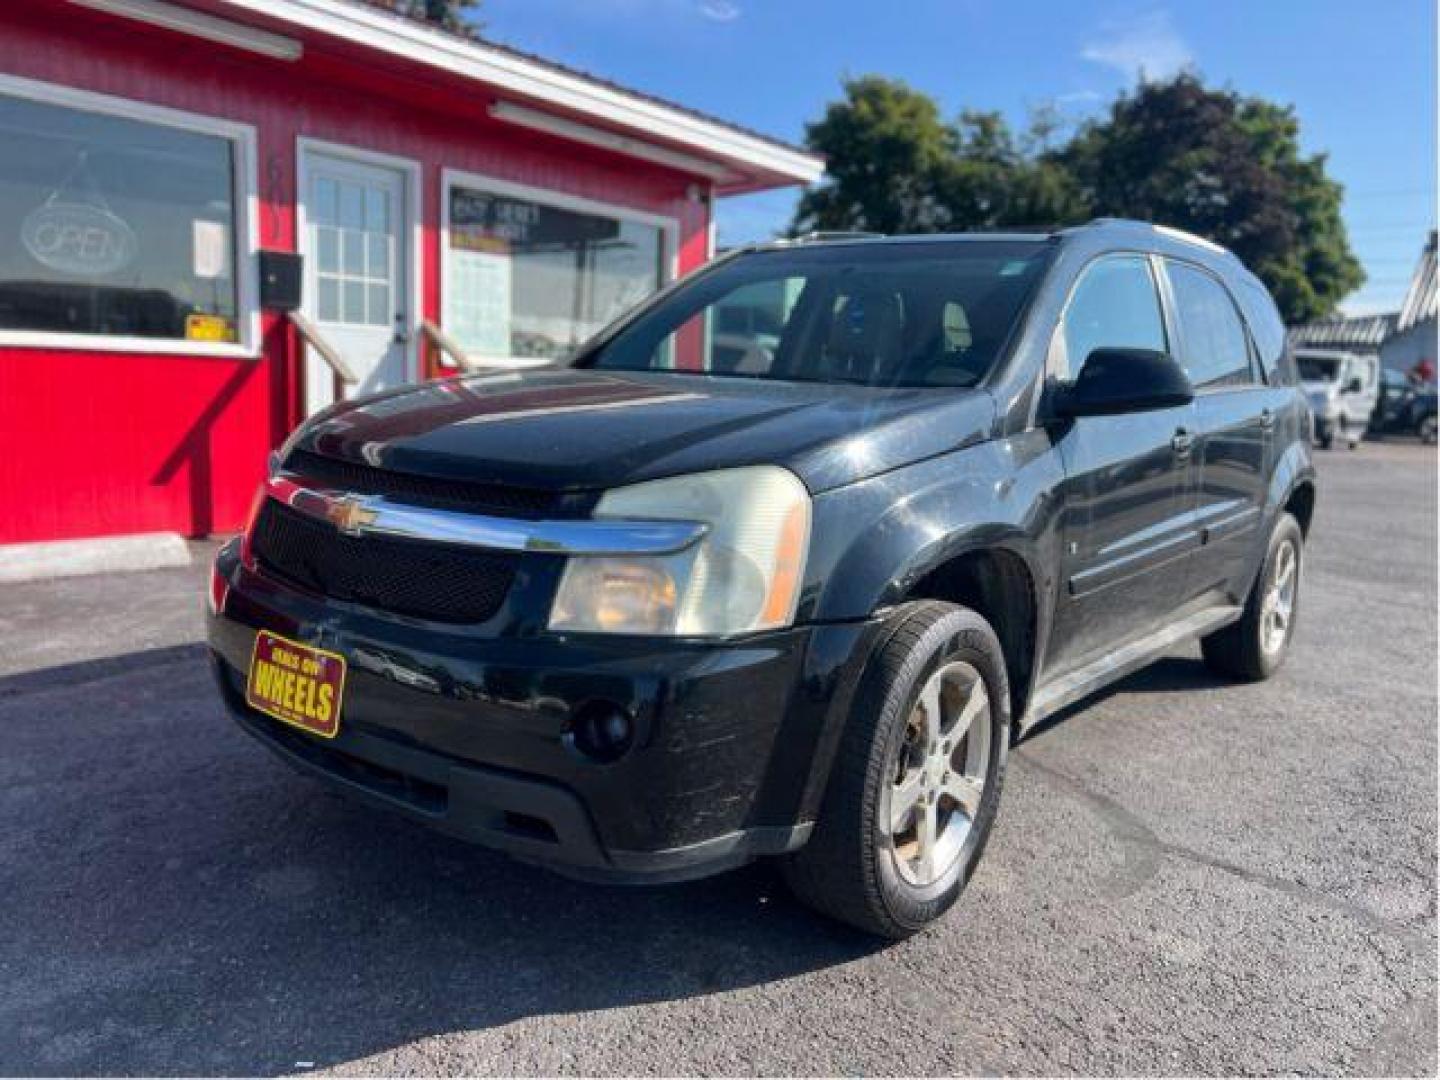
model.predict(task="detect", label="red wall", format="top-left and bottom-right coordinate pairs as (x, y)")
top-left (0, 3), bottom-right (711, 544)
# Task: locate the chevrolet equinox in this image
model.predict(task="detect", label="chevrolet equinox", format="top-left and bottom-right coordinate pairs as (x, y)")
top-left (207, 219), bottom-right (1316, 938)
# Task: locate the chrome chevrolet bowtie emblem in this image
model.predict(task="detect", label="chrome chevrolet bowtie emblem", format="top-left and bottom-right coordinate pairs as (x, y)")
top-left (326, 496), bottom-right (377, 537)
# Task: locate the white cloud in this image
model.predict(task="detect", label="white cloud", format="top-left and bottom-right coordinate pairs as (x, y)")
top-left (698, 0), bottom-right (741, 20)
top-left (1081, 10), bottom-right (1194, 82)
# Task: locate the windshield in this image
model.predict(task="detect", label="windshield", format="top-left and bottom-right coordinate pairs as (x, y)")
top-left (577, 240), bottom-right (1052, 388)
top-left (1297, 355), bottom-right (1342, 382)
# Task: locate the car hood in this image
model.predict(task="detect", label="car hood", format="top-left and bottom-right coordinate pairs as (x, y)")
top-left (294, 368), bottom-right (996, 495)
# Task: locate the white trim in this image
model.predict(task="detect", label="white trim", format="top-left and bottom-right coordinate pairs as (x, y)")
top-left (212, 0), bottom-right (822, 188)
top-left (68, 0), bottom-right (302, 61)
top-left (296, 138), bottom-right (425, 405)
top-left (0, 72), bottom-right (261, 358)
top-left (489, 102), bottom-right (738, 184)
top-left (706, 184), bottom-right (718, 261)
top-left (440, 166), bottom-right (679, 369)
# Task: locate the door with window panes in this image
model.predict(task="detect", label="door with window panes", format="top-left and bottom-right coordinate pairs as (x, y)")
top-left (303, 152), bottom-right (410, 415)
top-left (1163, 259), bottom-right (1276, 607)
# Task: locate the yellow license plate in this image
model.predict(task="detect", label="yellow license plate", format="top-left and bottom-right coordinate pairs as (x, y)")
top-left (245, 630), bottom-right (346, 738)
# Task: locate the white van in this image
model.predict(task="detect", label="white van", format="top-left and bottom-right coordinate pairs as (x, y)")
top-left (1297, 349), bottom-right (1379, 450)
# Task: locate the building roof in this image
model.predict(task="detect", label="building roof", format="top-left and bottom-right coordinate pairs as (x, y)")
top-left (1290, 231), bottom-right (1438, 352)
top-left (190, 0), bottom-right (824, 193)
top-left (1289, 313), bottom-right (1398, 353)
top-left (1398, 230), bottom-right (1438, 333)
top-left (358, 0), bottom-right (810, 159)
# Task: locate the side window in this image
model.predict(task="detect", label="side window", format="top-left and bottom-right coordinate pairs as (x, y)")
top-left (1167, 262), bottom-right (1254, 389)
top-left (1237, 278), bottom-right (1287, 381)
top-left (1055, 256), bottom-right (1167, 381)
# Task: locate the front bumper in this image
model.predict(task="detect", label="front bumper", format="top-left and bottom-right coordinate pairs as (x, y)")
top-left (208, 541), bottom-right (880, 883)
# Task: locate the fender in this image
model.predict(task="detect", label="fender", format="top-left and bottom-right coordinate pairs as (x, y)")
top-left (1264, 436), bottom-right (1317, 527)
top-left (788, 431), bottom-right (1067, 825)
top-left (802, 429), bottom-right (1064, 628)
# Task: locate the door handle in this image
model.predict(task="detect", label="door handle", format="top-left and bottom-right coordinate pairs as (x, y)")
top-left (1171, 428), bottom-right (1195, 456)
top-left (1260, 408), bottom-right (1275, 430)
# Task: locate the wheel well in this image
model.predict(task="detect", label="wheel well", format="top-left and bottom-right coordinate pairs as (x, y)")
top-left (905, 548), bottom-right (1037, 720)
top-left (1285, 481), bottom-right (1316, 538)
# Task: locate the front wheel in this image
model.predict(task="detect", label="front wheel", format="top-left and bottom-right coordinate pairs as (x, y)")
top-left (1202, 512), bottom-right (1304, 680)
top-left (781, 602), bottom-right (1010, 939)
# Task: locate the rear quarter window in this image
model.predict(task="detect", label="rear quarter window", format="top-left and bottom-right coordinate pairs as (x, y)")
top-left (1235, 277), bottom-right (1292, 384)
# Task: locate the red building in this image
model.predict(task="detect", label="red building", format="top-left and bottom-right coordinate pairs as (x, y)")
top-left (0, 0), bottom-right (821, 551)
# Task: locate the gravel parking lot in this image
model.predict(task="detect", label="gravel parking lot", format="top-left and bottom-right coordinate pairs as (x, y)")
top-left (1, 441), bottom-right (1434, 1077)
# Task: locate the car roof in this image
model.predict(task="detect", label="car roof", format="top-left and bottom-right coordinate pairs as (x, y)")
top-left (744, 218), bottom-right (1255, 286)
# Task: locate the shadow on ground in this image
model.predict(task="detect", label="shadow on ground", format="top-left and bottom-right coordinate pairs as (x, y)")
top-left (0, 647), bottom-right (881, 1075)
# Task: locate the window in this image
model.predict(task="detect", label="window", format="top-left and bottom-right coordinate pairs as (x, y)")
top-left (583, 240), bottom-right (1051, 387)
top-left (1055, 256), bottom-right (1167, 380)
top-left (1167, 261), bottom-right (1253, 388)
top-left (443, 175), bottom-right (668, 363)
top-left (0, 80), bottom-right (251, 348)
top-left (1236, 278), bottom-right (1285, 380)
top-left (313, 176), bottom-right (392, 327)
top-left (707, 278), bottom-right (804, 374)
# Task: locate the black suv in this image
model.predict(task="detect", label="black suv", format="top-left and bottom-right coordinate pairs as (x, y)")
top-left (207, 219), bottom-right (1315, 938)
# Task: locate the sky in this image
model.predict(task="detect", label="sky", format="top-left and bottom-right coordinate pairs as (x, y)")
top-left (479, 0), bottom-right (1437, 316)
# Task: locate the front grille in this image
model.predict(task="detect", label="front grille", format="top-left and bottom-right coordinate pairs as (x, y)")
top-left (284, 448), bottom-right (564, 517)
top-left (251, 499), bottom-right (516, 623)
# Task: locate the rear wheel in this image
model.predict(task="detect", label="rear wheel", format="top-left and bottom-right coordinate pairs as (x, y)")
top-left (781, 602), bottom-right (1009, 939)
top-left (1202, 512), bottom-right (1303, 680)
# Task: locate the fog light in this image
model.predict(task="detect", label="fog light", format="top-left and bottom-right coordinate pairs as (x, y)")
top-left (567, 701), bottom-right (635, 763)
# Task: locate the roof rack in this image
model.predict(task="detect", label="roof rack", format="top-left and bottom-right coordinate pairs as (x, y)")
top-left (791, 230), bottom-right (887, 243)
top-left (1083, 217), bottom-right (1231, 257)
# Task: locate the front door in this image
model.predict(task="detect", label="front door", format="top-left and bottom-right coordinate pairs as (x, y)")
top-left (301, 148), bottom-right (412, 415)
top-left (1045, 254), bottom-right (1201, 678)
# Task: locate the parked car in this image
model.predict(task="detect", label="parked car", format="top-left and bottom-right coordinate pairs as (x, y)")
top-left (208, 219), bottom-right (1316, 938)
top-left (1370, 367), bottom-right (1438, 444)
top-left (1297, 348), bottom-right (1378, 450)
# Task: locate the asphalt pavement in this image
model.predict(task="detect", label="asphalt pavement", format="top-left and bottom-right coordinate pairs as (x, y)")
top-left (0, 440), bottom-right (1435, 1076)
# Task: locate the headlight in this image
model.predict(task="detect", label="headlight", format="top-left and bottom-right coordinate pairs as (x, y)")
top-left (548, 466), bottom-right (811, 637)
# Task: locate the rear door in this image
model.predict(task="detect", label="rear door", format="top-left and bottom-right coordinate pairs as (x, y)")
top-left (1045, 254), bottom-right (1202, 677)
top-left (1162, 259), bottom-right (1274, 608)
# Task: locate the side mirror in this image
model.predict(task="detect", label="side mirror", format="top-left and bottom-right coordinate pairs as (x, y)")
top-left (1054, 348), bottom-right (1194, 418)
top-left (1343, 377), bottom-right (1363, 394)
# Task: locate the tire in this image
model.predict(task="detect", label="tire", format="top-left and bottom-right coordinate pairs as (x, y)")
top-left (1317, 430), bottom-right (1334, 450)
top-left (1201, 512), bottom-right (1304, 681)
top-left (781, 601), bottom-right (1010, 939)
top-left (1418, 415), bottom-right (1437, 445)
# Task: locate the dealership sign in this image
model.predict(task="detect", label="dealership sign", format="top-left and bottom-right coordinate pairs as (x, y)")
top-left (22, 201), bottom-right (137, 276)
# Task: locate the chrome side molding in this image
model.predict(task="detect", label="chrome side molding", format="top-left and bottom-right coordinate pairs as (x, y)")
top-left (265, 474), bottom-right (707, 557)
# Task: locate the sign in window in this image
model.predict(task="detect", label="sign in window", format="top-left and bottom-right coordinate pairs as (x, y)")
top-left (443, 183), bottom-right (665, 363)
top-left (0, 90), bottom-right (241, 344)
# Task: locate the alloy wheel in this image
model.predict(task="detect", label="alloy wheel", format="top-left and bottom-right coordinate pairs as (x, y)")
top-left (883, 660), bottom-right (991, 887)
top-left (1260, 539), bottom-right (1299, 656)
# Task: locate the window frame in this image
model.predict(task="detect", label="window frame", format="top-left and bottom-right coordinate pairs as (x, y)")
top-left (439, 166), bottom-right (679, 369)
top-left (0, 72), bottom-right (260, 358)
top-left (1045, 250), bottom-right (1171, 383)
top-left (1157, 255), bottom-right (1265, 392)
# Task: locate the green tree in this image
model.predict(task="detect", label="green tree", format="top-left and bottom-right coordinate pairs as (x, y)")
top-left (795, 73), bottom-right (1362, 322)
top-left (1055, 75), bottom-right (1362, 322)
top-left (377, 0), bottom-right (481, 34)
top-left (793, 80), bottom-right (1073, 234)
top-left (793, 77), bottom-right (958, 234)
